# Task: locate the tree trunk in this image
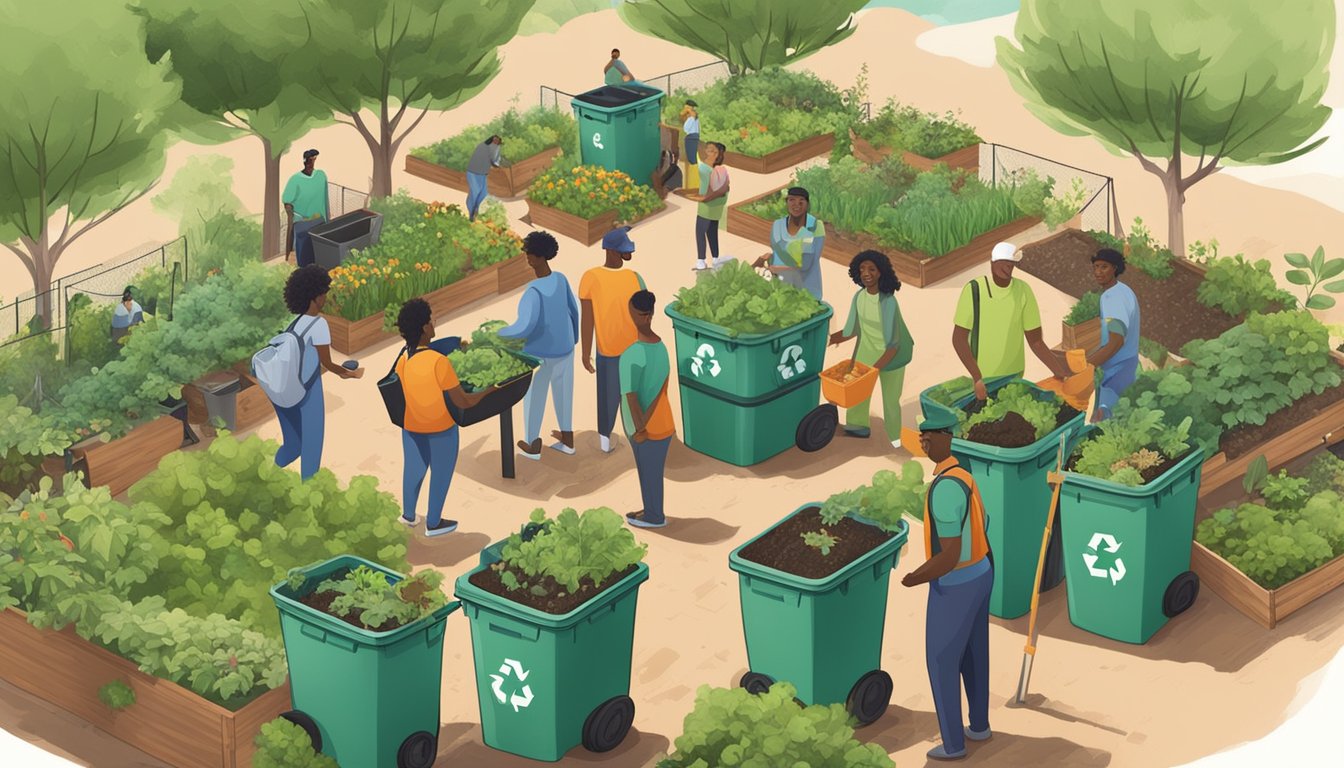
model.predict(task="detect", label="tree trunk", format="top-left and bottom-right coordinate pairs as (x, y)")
top-left (261, 136), bottom-right (282, 260)
top-left (27, 235), bottom-right (56, 330)
top-left (370, 121), bottom-right (396, 199)
top-left (1162, 170), bottom-right (1187, 258)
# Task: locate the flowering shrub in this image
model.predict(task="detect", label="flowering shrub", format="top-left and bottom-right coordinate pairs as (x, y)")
top-left (409, 105), bottom-right (577, 170)
top-left (528, 161), bottom-right (662, 222)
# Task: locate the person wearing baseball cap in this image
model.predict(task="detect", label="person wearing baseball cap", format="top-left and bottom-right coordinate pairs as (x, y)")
top-left (283, 148), bottom-right (329, 267)
top-left (952, 241), bottom-right (1071, 400)
top-left (1086, 248), bottom-right (1140, 421)
top-left (579, 227), bottom-right (647, 454)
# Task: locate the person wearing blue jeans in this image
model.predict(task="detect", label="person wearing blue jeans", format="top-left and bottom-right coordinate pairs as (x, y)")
top-left (621, 290), bottom-right (675, 529)
top-left (466, 135), bottom-right (504, 221)
top-left (284, 149), bottom-right (329, 267)
top-left (499, 231), bottom-right (581, 459)
top-left (1086, 248), bottom-right (1141, 421)
top-left (393, 298), bottom-right (493, 535)
top-left (273, 266), bottom-right (364, 480)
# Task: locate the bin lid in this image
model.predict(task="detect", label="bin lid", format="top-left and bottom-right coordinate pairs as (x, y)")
top-left (311, 208), bottom-right (379, 236)
top-left (572, 84), bottom-right (662, 109)
top-left (195, 370), bottom-right (240, 394)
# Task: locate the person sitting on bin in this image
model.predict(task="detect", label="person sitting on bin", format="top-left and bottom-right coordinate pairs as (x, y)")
top-left (110, 285), bottom-right (145, 342)
top-left (604, 48), bottom-right (635, 85)
top-left (1086, 248), bottom-right (1140, 422)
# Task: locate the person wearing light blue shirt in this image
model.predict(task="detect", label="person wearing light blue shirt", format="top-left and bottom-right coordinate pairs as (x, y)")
top-left (499, 231), bottom-right (581, 459)
top-left (1087, 248), bottom-right (1141, 421)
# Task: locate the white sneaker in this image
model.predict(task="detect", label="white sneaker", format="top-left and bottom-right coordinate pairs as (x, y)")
top-left (693, 260), bottom-right (708, 271)
top-left (600, 434), bottom-right (620, 453)
top-left (549, 441), bottom-right (576, 455)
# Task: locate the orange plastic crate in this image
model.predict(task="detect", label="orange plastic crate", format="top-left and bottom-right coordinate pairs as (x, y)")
top-left (820, 361), bottom-right (880, 408)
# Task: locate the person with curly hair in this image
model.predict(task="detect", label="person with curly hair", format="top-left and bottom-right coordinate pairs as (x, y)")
top-left (829, 250), bottom-right (914, 446)
top-left (273, 265), bottom-right (364, 479)
top-left (1087, 248), bottom-right (1140, 421)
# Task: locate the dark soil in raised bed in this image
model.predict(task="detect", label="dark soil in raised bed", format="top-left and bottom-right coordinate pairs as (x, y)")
top-left (961, 400), bottom-right (1080, 449)
top-left (1219, 382), bottom-right (1344, 460)
top-left (738, 506), bottom-right (895, 579)
top-left (468, 562), bottom-right (639, 615)
top-left (1018, 229), bottom-right (1255, 353)
top-left (298, 588), bottom-right (403, 633)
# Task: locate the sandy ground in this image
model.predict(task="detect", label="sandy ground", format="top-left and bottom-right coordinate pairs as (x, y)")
top-left (5, 8), bottom-right (1344, 768)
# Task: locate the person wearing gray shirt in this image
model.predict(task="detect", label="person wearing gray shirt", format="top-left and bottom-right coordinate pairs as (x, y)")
top-left (466, 135), bottom-right (503, 221)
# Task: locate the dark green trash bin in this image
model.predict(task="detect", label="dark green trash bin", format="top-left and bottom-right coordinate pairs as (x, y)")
top-left (572, 84), bottom-right (664, 187)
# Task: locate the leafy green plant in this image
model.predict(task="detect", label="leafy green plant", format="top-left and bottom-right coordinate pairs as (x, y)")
top-left (448, 323), bottom-right (532, 392)
top-left (742, 155), bottom-right (918, 236)
top-left (801, 529), bottom-right (839, 555)
top-left (1284, 246), bottom-right (1344, 311)
top-left (924, 376), bottom-right (975, 408)
top-left (1188, 237), bottom-right (1220, 265)
top-left (1197, 490), bottom-right (1344, 589)
top-left (1090, 218), bottom-right (1174, 280)
top-left (1138, 337), bottom-right (1169, 367)
top-left (1303, 451), bottom-right (1344, 496)
top-left (1070, 406), bottom-right (1193, 486)
top-left (1043, 177), bottom-right (1089, 230)
top-left (1243, 454), bottom-right (1270, 496)
top-left (98, 680), bottom-right (136, 710)
top-left (1196, 254), bottom-right (1293, 317)
top-left (820, 464), bottom-right (926, 531)
top-left (254, 716), bottom-right (340, 768)
top-left (962, 382), bottom-right (1062, 442)
top-left (499, 508), bottom-right (647, 596)
top-left (1065, 291), bottom-right (1101, 325)
top-left (527, 160), bottom-right (662, 222)
top-left (315, 566), bottom-right (448, 631)
top-left (672, 260), bottom-right (824, 336)
top-left (853, 98), bottom-right (980, 158)
top-left (656, 683), bottom-right (894, 768)
top-left (0, 324), bottom-right (70, 404)
top-left (410, 106), bottom-right (577, 169)
top-left (866, 165), bottom-right (1044, 256)
top-left (0, 395), bottom-right (72, 497)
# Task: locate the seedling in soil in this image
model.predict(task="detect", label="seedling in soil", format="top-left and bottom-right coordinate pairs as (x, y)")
top-left (315, 566), bottom-right (448, 631)
top-left (802, 529), bottom-right (840, 556)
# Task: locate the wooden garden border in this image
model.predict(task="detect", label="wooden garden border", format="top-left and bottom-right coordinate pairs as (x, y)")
top-left (849, 129), bottom-right (980, 173)
top-left (524, 198), bottom-right (665, 247)
top-left (1190, 543), bottom-right (1344, 629)
top-left (0, 608), bottom-right (290, 768)
top-left (727, 184), bottom-right (1041, 288)
top-left (67, 416), bottom-right (182, 497)
top-left (405, 146), bottom-right (564, 199)
top-left (659, 123), bottom-right (835, 174)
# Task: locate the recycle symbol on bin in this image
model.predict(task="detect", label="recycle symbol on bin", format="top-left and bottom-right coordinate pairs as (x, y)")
top-left (490, 658), bottom-right (535, 713)
top-left (690, 343), bottom-right (721, 378)
top-left (1082, 532), bottom-right (1127, 585)
top-left (777, 344), bottom-right (807, 380)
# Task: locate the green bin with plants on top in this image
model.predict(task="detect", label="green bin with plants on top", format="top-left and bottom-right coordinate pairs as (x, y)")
top-left (920, 376), bottom-right (1085, 619)
top-left (269, 555), bottom-right (460, 768)
top-left (455, 507), bottom-right (650, 762)
top-left (1060, 410), bottom-right (1203, 644)
top-left (729, 466), bottom-right (922, 726)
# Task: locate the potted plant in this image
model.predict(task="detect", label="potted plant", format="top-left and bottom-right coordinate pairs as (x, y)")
top-left (454, 507), bottom-right (649, 762)
top-left (729, 466), bottom-right (920, 725)
top-left (1061, 290), bottom-right (1102, 350)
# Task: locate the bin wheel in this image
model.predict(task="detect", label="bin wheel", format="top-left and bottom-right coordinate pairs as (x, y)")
top-left (845, 670), bottom-right (893, 727)
top-left (1163, 571), bottom-right (1200, 618)
top-left (796, 404), bottom-right (838, 452)
top-left (582, 695), bottom-right (635, 753)
top-left (280, 710), bottom-right (322, 753)
top-left (397, 731), bottom-right (437, 768)
top-left (739, 671), bottom-right (775, 695)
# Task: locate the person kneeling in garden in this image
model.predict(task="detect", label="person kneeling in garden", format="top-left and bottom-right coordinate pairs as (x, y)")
top-left (902, 409), bottom-right (994, 761)
top-left (1086, 248), bottom-right (1140, 422)
top-left (394, 298), bottom-right (495, 536)
top-left (499, 231), bottom-right (581, 459)
top-left (828, 250), bottom-right (914, 447)
top-left (622, 290), bottom-right (675, 529)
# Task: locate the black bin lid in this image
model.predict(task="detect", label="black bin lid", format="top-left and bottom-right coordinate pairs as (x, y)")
top-left (573, 84), bottom-right (661, 109)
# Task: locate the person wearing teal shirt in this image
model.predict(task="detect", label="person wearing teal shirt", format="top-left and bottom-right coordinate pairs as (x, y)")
top-left (828, 250), bottom-right (914, 447)
top-left (603, 48), bottom-right (634, 85)
top-left (284, 148), bottom-right (329, 268)
top-left (753, 186), bottom-right (825, 300)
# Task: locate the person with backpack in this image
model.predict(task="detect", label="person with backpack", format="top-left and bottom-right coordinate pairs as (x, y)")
top-left (393, 298), bottom-right (495, 536)
top-left (621, 290), bottom-right (675, 529)
top-left (952, 242), bottom-right (1071, 400)
top-left (579, 227), bottom-right (647, 454)
top-left (263, 266), bottom-right (363, 480)
top-left (498, 231), bottom-right (581, 459)
top-left (901, 409), bottom-right (994, 761)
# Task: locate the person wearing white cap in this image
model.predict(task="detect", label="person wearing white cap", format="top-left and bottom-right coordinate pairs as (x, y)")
top-left (952, 242), bottom-right (1071, 400)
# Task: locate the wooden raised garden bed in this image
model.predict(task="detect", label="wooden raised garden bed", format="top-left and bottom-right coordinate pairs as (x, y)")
top-left (1060, 317), bottom-right (1101, 351)
top-left (323, 253), bottom-right (530, 355)
top-left (405, 146), bottom-right (564, 198)
top-left (727, 185), bottom-right (1040, 288)
top-left (524, 198), bottom-right (664, 247)
top-left (182, 371), bottom-right (275, 432)
top-left (0, 607), bottom-right (290, 768)
top-left (68, 415), bottom-right (182, 497)
top-left (724, 133), bottom-right (835, 175)
top-left (1191, 541), bottom-right (1344, 629)
top-left (849, 129), bottom-right (980, 173)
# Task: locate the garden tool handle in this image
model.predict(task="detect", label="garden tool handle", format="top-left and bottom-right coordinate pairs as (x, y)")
top-left (1017, 433), bottom-right (1067, 705)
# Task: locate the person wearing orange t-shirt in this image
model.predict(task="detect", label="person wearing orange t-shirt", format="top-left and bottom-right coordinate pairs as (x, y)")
top-left (393, 298), bottom-right (493, 537)
top-left (579, 227), bottom-right (647, 453)
top-left (621, 290), bottom-right (674, 529)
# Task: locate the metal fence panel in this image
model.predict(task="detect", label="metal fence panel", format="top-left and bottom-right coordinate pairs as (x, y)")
top-left (980, 143), bottom-right (1117, 236)
top-left (279, 181), bottom-right (373, 254)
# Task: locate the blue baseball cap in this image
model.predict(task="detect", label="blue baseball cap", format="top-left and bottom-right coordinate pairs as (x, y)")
top-left (601, 226), bottom-right (636, 253)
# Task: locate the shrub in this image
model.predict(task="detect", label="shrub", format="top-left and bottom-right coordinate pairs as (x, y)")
top-left (254, 717), bottom-right (339, 768)
top-left (0, 325), bottom-right (69, 403)
top-left (527, 159), bottom-right (662, 222)
top-left (410, 105), bottom-right (576, 170)
top-left (671, 260), bottom-right (825, 335)
top-left (1197, 490), bottom-right (1344, 589)
top-left (0, 396), bottom-right (72, 498)
top-left (1065, 291), bottom-right (1101, 325)
top-left (854, 98), bottom-right (980, 158)
top-left (1196, 254), bottom-right (1293, 317)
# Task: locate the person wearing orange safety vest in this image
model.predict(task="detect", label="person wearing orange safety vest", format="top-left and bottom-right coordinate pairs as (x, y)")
top-left (902, 408), bottom-right (994, 761)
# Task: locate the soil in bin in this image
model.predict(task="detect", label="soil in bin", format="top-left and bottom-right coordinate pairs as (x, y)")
top-left (737, 507), bottom-right (894, 579)
top-left (1219, 382), bottom-right (1344, 460)
top-left (298, 589), bottom-right (405, 633)
top-left (468, 563), bottom-right (640, 615)
top-left (1067, 446), bottom-right (1194, 485)
top-left (960, 399), bottom-right (1080, 449)
top-left (1018, 229), bottom-right (1259, 353)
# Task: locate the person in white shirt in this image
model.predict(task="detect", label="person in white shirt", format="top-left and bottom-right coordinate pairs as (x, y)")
top-left (110, 286), bottom-right (145, 342)
top-left (680, 100), bottom-right (700, 190)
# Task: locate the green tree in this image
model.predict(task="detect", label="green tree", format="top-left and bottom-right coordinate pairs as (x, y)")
top-left (135, 0), bottom-right (333, 258)
top-left (298, 0), bottom-right (538, 197)
top-left (619, 0), bottom-right (867, 74)
top-left (997, 0), bottom-right (1333, 256)
top-left (0, 1), bottom-right (182, 326)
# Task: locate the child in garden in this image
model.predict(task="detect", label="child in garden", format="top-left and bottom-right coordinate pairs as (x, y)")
top-left (579, 227), bottom-right (647, 454)
top-left (621, 290), bottom-right (675, 529)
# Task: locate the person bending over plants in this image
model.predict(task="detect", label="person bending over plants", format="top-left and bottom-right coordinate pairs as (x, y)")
top-left (622, 290), bottom-right (675, 529)
top-left (393, 298), bottom-right (494, 536)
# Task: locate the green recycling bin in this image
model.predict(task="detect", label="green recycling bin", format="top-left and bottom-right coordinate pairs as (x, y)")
top-left (455, 542), bottom-right (649, 762)
top-left (680, 374), bottom-right (820, 466)
top-left (572, 84), bottom-right (664, 187)
top-left (730, 507), bottom-right (909, 725)
top-left (269, 555), bottom-right (460, 768)
top-left (665, 304), bottom-right (833, 401)
top-left (1059, 429), bottom-right (1203, 644)
top-left (920, 377), bottom-right (1084, 619)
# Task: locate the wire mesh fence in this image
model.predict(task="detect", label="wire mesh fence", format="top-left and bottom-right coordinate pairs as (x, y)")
top-left (979, 143), bottom-right (1119, 236)
top-left (278, 181), bottom-right (373, 255)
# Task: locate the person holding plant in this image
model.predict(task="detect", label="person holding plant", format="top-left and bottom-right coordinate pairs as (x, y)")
top-left (1086, 248), bottom-right (1140, 422)
top-left (283, 149), bottom-right (329, 267)
top-left (688, 142), bottom-right (730, 271)
top-left (274, 266), bottom-right (364, 481)
top-left (466, 135), bottom-right (505, 222)
top-left (603, 48), bottom-right (635, 85)
top-left (680, 99), bottom-right (700, 190)
top-left (753, 187), bottom-right (826, 300)
top-left (393, 298), bottom-right (494, 536)
top-left (579, 227), bottom-right (647, 454)
top-left (498, 231), bottom-right (581, 459)
top-left (621, 290), bottom-right (674, 529)
top-left (828, 251), bottom-right (913, 446)
top-left (901, 409), bottom-right (994, 761)
top-left (952, 242), bottom-right (1072, 400)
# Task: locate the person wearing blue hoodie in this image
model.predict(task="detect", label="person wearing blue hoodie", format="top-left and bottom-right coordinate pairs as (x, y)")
top-left (499, 230), bottom-right (581, 460)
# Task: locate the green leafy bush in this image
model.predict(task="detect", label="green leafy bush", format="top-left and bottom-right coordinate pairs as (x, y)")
top-left (1089, 218), bottom-right (1174, 280)
top-left (657, 683), bottom-right (894, 768)
top-left (527, 159), bottom-right (662, 222)
top-left (741, 155), bottom-right (918, 236)
top-left (98, 681), bottom-right (136, 710)
top-left (1196, 254), bottom-right (1293, 316)
top-left (254, 717), bottom-right (339, 768)
top-left (1303, 452), bottom-right (1344, 496)
top-left (867, 166), bottom-right (1045, 256)
top-left (1043, 177), bottom-right (1090, 230)
top-left (1197, 491), bottom-right (1344, 589)
top-left (410, 106), bottom-right (576, 169)
top-left (66, 298), bottom-right (120, 372)
top-left (188, 212), bottom-right (262, 282)
top-left (962, 382), bottom-right (1061, 442)
top-left (0, 396), bottom-right (72, 497)
top-left (1284, 246), bottom-right (1344, 311)
top-left (853, 98), bottom-right (980, 158)
top-left (1070, 406), bottom-right (1193, 486)
top-left (314, 566), bottom-right (448, 631)
top-left (672, 260), bottom-right (824, 335)
top-left (1138, 337), bottom-right (1169, 366)
top-left (820, 463), bottom-right (926, 527)
top-left (1065, 291), bottom-right (1101, 325)
top-left (0, 325), bottom-right (69, 403)
top-left (499, 508), bottom-right (647, 595)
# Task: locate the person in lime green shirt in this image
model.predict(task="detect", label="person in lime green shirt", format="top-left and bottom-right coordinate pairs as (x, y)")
top-left (283, 148), bottom-right (330, 268)
top-left (829, 251), bottom-right (914, 446)
top-left (952, 242), bottom-right (1071, 400)
top-left (688, 141), bottom-right (730, 271)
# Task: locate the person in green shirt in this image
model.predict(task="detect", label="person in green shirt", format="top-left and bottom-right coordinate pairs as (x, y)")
top-left (283, 148), bottom-right (330, 268)
top-left (620, 290), bottom-right (675, 529)
top-left (688, 141), bottom-right (730, 271)
top-left (828, 250), bottom-right (914, 446)
top-left (952, 242), bottom-right (1070, 400)
top-left (603, 48), bottom-right (634, 86)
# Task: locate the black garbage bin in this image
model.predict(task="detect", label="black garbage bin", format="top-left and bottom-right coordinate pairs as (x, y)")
top-left (310, 209), bottom-right (383, 269)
